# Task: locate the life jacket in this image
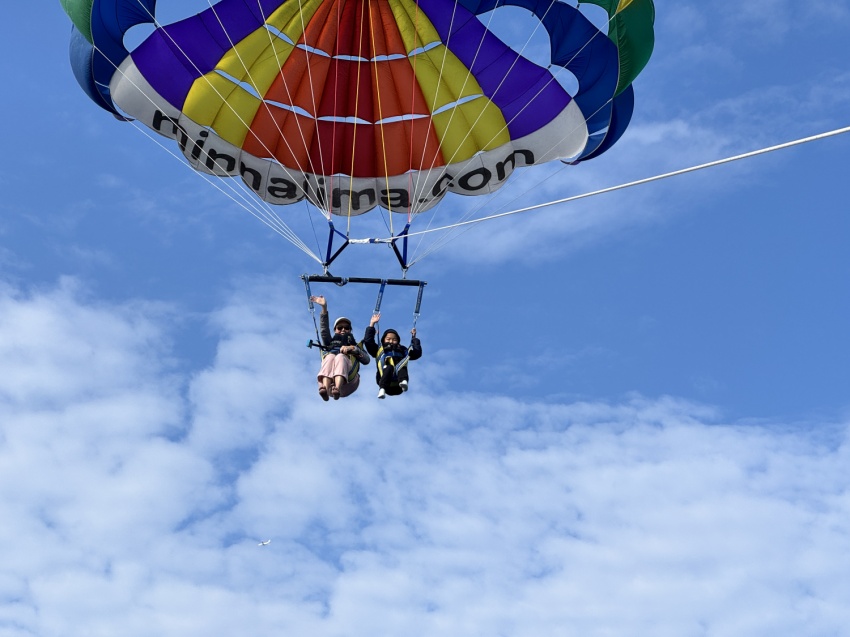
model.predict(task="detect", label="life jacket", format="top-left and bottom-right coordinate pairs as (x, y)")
top-left (327, 332), bottom-right (357, 355)
top-left (375, 344), bottom-right (410, 379)
top-left (322, 333), bottom-right (364, 383)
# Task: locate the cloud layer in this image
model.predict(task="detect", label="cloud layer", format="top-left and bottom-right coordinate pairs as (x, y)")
top-left (1, 278), bottom-right (848, 637)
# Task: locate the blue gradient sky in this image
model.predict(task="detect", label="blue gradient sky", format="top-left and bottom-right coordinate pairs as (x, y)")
top-left (1, 2), bottom-right (849, 635)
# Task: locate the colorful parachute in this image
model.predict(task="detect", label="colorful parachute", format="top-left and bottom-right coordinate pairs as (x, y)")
top-left (61, 0), bottom-right (654, 218)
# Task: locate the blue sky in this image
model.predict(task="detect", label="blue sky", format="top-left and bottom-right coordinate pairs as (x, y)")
top-left (2, 1), bottom-right (850, 635)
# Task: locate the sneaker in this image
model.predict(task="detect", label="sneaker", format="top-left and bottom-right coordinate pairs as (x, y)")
top-left (399, 380), bottom-right (408, 392)
top-left (377, 388), bottom-right (386, 399)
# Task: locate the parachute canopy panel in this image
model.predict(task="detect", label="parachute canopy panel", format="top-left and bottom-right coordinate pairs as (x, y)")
top-left (64, 0), bottom-right (655, 216)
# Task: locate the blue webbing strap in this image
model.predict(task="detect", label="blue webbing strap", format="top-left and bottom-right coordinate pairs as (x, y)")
top-left (395, 354), bottom-right (411, 372)
top-left (390, 223), bottom-right (411, 272)
top-left (398, 282), bottom-right (426, 371)
top-left (374, 280), bottom-right (387, 314)
top-left (301, 275), bottom-right (322, 354)
top-left (323, 221), bottom-right (351, 273)
top-left (411, 282), bottom-right (425, 331)
top-left (371, 280), bottom-right (387, 335)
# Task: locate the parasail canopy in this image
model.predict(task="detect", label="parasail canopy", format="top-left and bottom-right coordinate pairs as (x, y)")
top-left (61, 0), bottom-right (653, 271)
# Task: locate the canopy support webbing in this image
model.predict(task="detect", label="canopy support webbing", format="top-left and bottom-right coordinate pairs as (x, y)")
top-left (321, 222), bottom-right (414, 275)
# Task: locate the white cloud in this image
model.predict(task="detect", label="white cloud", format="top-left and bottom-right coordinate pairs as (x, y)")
top-left (0, 278), bottom-right (848, 636)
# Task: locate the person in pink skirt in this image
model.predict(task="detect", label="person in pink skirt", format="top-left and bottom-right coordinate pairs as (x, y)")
top-left (310, 295), bottom-right (370, 400)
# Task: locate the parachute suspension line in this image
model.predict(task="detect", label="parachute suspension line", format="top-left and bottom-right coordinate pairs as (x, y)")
top-left (406, 3), bottom-right (631, 264)
top-left (345, 3), bottom-right (370, 226)
top-left (401, 3), bottom-right (535, 263)
top-left (307, 0), bottom-right (346, 275)
top-left (414, 0), bottom-right (582, 196)
top-left (87, 26), bottom-right (322, 262)
top-left (401, 0), bottom-right (476, 264)
top-left (251, 0), bottom-right (353, 271)
top-left (311, 0), bottom-right (373, 272)
top-left (421, 1), bottom-right (554, 176)
top-left (407, 0), bottom-right (464, 219)
top-left (364, 1), bottom-right (389, 240)
top-left (402, 124), bottom-right (850, 261)
top-left (329, 0), bottom-right (344, 221)
top-left (408, 0), bottom-right (614, 201)
top-left (188, 0), bottom-right (348, 275)
top-left (116, 2), bottom-right (330, 261)
top-left (410, 92), bottom-right (622, 266)
top-left (317, 2), bottom-right (389, 279)
top-left (215, 0), bottom-right (332, 216)
top-left (375, 5), bottom-right (417, 276)
top-left (407, 0), bottom-right (425, 226)
top-left (402, 1), bottom-right (568, 264)
top-left (186, 1), bottom-right (328, 200)
top-left (368, 0), bottom-right (395, 239)
top-left (406, 2), bottom-right (547, 210)
top-left (287, 0), bottom-right (333, 207)
top-left (305, 198), bottom-right (326, 258)
top-left (348, 12), bottom-right (416, 281)
top-left (121, 116), bottom-right (321, 262)
top-left (454, 0), bottom-right (621, 176)
top-left (299, 0), bottom-right (350, 275)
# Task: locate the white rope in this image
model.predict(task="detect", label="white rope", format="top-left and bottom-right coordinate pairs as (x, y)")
top-left (406, 4), bottom-right (553, 221)
top-left (205, 0), bottom-right (332, 210)
top-left (88, 3), bottom-right (328, 262)
top-left (125, 117), bottom-right (323, 262)
top-left (393, 125), bottom-right (850, 246)
top-left (405, 3), bottom-right (512, 259)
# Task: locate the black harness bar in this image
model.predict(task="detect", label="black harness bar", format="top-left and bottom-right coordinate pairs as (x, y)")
top-left (303, 275), bottom-right (425, 287)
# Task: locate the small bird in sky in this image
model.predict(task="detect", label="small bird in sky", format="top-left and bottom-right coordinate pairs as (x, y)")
top-left (258, 539), bottom-right (271, 546)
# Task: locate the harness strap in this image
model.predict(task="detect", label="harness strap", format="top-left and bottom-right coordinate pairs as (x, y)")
top-left (301, 275), bottom-right (322, 351)
top-left (372, 280), bottom-right (387, 334)
top-left (411, 281), bottom-right (425, 334)
top-left (320, 346), bottom-right (363, 383)
top-left (376, 349), bottom-right (411, 378)
top-left (322, 221), bottom-right (351, 273)
top-left (346, 351), bottom-right (361, 383)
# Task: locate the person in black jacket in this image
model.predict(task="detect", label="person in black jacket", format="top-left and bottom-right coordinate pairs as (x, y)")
top-left (363, 313), bottom-right (422, 399)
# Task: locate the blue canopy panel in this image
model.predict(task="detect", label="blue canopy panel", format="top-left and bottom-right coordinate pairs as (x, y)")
top-left (68, 0), bottom-right (159, 116)
top-left (69, 25), bottom-right (115, 114)
top-left (574, 84), bottom-right (634, 163)
top-left (455, 0), bottom-right (620, 161)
